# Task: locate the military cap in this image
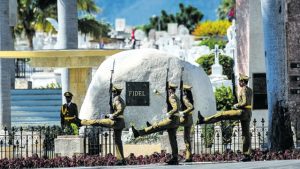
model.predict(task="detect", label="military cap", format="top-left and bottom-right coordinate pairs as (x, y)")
top-left (112, 84), bottom-right (123, 92)
top-left (183, 84), bottom-right (192, 90)
top-left (168, 83), bottom-right (178, 89)
top-left (238, 73), bottom-right (250, 81)
top-left (64, 92), bottom-right (73, 97)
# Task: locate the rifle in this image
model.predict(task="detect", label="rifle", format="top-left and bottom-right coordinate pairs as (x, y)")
top-left (231, 55), bottom-right (238, 103)
top-left (180, 67), bottom-right (186, 111)
top-left (109, 60), bottom-right (116, 114)
top-left (166, 62), bottom-right (172, 112)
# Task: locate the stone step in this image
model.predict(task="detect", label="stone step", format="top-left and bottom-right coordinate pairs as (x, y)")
top-left (11, 89), bottom-right (62, 126)
top-left (12, 111), bottom-right (60, 118)
top-left (11, 100), bottom-right (61, 106)
top-left (11, 89), bottom-right (62, 95)
top-left (11, 106), bottom-right (60, 112)
top-left (11, 95), bottom-right (61, 101)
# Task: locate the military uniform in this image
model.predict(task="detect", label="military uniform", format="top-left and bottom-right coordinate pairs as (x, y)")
top-left (81, 85), bottom-right (126, 164)
top-left (199, 74), bottom-right (253, 156)
top-left (132, 83), bottom-right (180, 165)
top-left (179, 84), bottom-right (194, 161)
top-left (61, 92), bottom-right (80, 135)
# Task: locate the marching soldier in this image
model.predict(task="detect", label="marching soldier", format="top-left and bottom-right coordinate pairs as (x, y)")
top-left (60, 92), bottom-right (80, 135)
top-left (132, 83), bottom-right (180, 165)
top-left (198, 74), bottom-right (253, 162)
top-left (80, 85), bottom-right (127, 165)
top-left (179, 84), bottom-right (194, 162)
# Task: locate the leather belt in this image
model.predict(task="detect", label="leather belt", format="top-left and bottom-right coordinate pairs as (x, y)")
top-left (243, 105), bottom-right (252, 109)
top-left (64, 116), bottom-right (76, 120)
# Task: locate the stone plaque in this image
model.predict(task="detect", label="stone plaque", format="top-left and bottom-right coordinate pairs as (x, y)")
top-left (253, 73), bottom-right (268, 109)
top-left (126, 82), bottom-right (149, 106)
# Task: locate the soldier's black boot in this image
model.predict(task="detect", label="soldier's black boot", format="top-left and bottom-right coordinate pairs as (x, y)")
top-left (77, 119), bottom-right (82, 127)
top-left (184, 158), bottom-right (192, 162)
top-left (146, 121), bottom-right (152, 127)
top-left (166, 157), bottom-right (179, 165)
top-left (241, 154), bottom-right (251, 162)
top-left (197, 111), bottom-right (205, 124)
top-left (115, 159), bottom-right (127, 165)
top-left (131, 126), bottom-right (140, 138)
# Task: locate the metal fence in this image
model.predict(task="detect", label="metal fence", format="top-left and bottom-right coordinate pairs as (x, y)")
top-left (83, 127), bottom-right (115, 156)
top-left (0, 127), bottom-right (55, 159)
top-left (0, 126), bottom-right (116, 160)
top-left (0, 119), bottom-right (298, 160)
top-left (192, 118), bottom-right (299, 154)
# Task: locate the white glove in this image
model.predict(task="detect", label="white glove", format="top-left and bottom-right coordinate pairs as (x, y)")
top-left (165, 113), bottom-right (170, 118)
top-left (233, 104), bottom-right (238, 110)
top-left (179, 111), bottom-right (184, 117)
top-left (108, 114), bottom-right (114, 119)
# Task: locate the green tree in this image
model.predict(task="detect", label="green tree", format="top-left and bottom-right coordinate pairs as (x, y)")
top-left (15, 0), bottom-right (102, 49)
top-left (78, 16), bottom-right (110, 39)
top-left (217, 0), bottom-right (236, 20)
top-left (144, 3), bottom-right (203, 33)
top-left (196, 54), bottom-right (234, 80)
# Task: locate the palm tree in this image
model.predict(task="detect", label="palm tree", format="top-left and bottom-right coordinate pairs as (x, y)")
top-left (15, 0), bottom-right (57, 49)
top-left (261, 0), bottom-right (293, 151)
top-left (0, 0), bottom-right (14, 129)
top-left (217, 0), bottom-right (235, 20)
top-left (78, 16), bottom-right (110, 39)
top-left (15, 0), bottom-right (101, 50)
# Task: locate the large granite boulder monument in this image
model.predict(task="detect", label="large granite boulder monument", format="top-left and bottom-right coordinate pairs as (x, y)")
top-left (79, 49), bottom-right (216, 128)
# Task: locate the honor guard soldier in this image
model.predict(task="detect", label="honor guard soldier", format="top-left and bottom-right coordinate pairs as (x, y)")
top-left (132, 83), bottom-right (180, 165)
top-left (198, 74), bottom-right (253, 162)
top-left (60, 92), bottom-right (80, 135)
top-left (179, 84), bottom-right (194, 162)
top-left (81, 85), bottom-right (126, 165)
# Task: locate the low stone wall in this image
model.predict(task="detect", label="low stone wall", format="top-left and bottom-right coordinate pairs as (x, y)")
top-left (123, 144), bottom-right (161, 157)
top-left (54, 135), bottom-right (85, 157)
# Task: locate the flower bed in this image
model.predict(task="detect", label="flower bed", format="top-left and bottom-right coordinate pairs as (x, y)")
top-left (0, 149), bottom-right (300, 168)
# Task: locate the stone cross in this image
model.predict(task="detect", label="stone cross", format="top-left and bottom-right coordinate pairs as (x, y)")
top-left (213, 44), bottom-right (221, 65)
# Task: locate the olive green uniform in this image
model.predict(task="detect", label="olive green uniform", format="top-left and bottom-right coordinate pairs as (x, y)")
top-left (60, 102), bottom-right (80, 135)
top-left (180, 95), bottom-right (194, 160)
top-left (81, 95), bottom-right (126, 161)
top-left (138, 93), bottom-right (180, 159)
top-left (203, 86), bottom-right (253, 154)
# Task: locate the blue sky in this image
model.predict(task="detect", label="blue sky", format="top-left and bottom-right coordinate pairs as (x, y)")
top-left (95, 0), bottom-right (221, 26)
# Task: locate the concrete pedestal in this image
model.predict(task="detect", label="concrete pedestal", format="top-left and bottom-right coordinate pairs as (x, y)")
top-left (54, 135), bottom-right (85, 157)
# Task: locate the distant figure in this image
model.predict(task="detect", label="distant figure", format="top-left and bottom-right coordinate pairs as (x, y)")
top-left (99, 38), bottom-right (105, 49)
top-left (60, 92), bottom-right (80, 135)
top-left (198, 74), bottom-right (253, 162)
top-left (81, 85), bottom-right (127, 166)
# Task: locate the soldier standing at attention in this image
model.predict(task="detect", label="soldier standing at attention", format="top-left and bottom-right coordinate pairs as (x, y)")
top-left (131, 83), bottom-right (180, 165)
top-left (80, 85), bottom-right (127, 166)
top-left (198, 74), bottom-right (253, 162)
top-left (60, 92), bottom-right (80, 135)
top-left (179, 84), bottom-right (194, 162)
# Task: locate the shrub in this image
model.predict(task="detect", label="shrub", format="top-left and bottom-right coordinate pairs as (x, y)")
top-left (192, 20), bottom-right (231, 37)
top-left (199, 38), bottom-right (227, 50)
top-left (214, 86), bottom-right (236, 145)
top-left (196, 54), bottom-right (234, 79)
